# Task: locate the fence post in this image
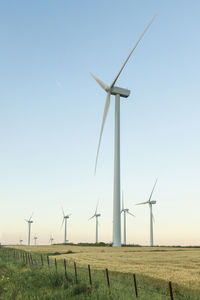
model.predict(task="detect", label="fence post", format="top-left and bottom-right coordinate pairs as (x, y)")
top-left (64, 259), bottom-right (68, 281)
top-left (169, 281), bottom-right (174, 300)
top-left (133, 274), bottom-right (138, 298)
top-left (55, 258), bottom-right (57, 272)
top-left (105, 268), bottom-right (110, 288)
top-left (30, 254), bottom-right (33, 265)
top-left (88, 264), bottom-right (92, 286)
top-left (74, 262), bottom-right (78, 284)
top-left (41, 254), bottom-right (43, 266)
top-left (47, 255), bottom-right (50, 267)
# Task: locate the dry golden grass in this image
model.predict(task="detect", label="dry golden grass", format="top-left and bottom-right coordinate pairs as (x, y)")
top-left (12, 245), bottom-right (200, 291)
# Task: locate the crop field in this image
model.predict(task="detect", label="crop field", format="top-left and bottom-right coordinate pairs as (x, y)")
top-left (12, 245), bottom-right (200, 293)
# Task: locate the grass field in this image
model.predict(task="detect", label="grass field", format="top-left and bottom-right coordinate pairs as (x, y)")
top-left (1, 245), bottom-right (200, 299)
top-left (12, 245), bottom-right (200, 293)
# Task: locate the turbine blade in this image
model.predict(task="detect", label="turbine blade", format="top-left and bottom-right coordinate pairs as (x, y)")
top-left (61, 206), bottom-right (65, 217)
top-left (24, 219), bottom-right (28, 222)
top-left (29, 212), bottom-right (33, 221)
top-left (88, 215), bottom-right (95, 221)
top-left (136, 201), bottom-right (149, 205)
top-left (127, 211), bottom-right (135, 217)
top-left (94, 92), bottom-right (111, 174)
top-left (95, 200), bottom-right (99, 215)
top-left (60, 217), bottom-right (64, 230)
top-left (148, 178), bottom-right (158, 202)
top-left (90, 73), bottom-right (109, 91)
top-left (110, 15), bottom-right (156, 88)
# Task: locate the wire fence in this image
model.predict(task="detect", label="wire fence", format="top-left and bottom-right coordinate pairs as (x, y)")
top-left (0, 246), bottom-right (189, 300)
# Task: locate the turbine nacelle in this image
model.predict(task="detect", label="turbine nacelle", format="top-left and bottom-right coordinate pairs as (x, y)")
top-left (110, 87), bottom-right (130, 98)
top-left (149, 200), bottom-right (156, 205)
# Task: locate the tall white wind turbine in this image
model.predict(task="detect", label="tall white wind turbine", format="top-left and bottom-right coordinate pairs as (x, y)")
top-left (91, 17), bottom-right (155, 247)
top-left (25, 214), bottom-right (33, 246)
top-left (88, 201), bottom-right (101, 243)
top-left (61, 208), bottom-right (71, 244)
top-left (49, 235), bottom-right (54, 245)
top-left (136, 179), bottom-right (158, 246)
top-left (121, 191), bottom-right (135, 245)
top-left (33, 236), bottom-right (38, 246)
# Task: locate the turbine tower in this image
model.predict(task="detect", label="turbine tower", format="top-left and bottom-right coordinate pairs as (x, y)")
top-left (61, 208), bottom-right (71, 244)
top-left (33, 236), bottom-right (38, 246)
top-left (136, 179), bottom-right (158, 246)
top-left (88, 201), bottom-right (101, 243)
top-left (91, 17), bottom-right (155, 247)
top-left (121, 191), bottom-right (135, 245)
top-left (49, 235), bottom-right (54, 245)
top-left (25, 214), bottom-right (33, 246)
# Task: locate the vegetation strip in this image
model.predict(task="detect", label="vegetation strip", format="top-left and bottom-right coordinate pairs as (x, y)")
top-left (0, 246), bottom-right (199, 299)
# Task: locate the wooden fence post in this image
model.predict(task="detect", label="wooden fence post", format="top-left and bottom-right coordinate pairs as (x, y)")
top-left (105, 268), bottom-right (110, 288)
top-left (74, 262), bottom-right (78, 283)
top-left (41, 254), bottom-right (43, 266)
top-left (133, 274), bottom-right (138, 298)
top-left (88, 264), bottom-right (92, 286)
top-left (169, 281), bottom-right (174, 300)
top-left (64, 259), bottom-right (68, 281)
top-left (30, 254), bottom-right (33, 265)
top-left (55, 258), bottom-right (57, 272)
top-left (47, 255), bottom-right (50, 267)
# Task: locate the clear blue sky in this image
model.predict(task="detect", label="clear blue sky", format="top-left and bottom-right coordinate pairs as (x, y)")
top-left (0, 0), bottom-right (200, 245)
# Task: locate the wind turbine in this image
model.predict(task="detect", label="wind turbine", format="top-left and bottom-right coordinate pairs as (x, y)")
top-left (33, 236), bottom-right (38, 246)
top-left (61, 208), bottom-right (71, 244)
top-left (91, 17), bottom-right (155, 247)
top-left (121, 191), bottom-right (135, 245)
top-left (136, 179), bottom-right (158, 246)
top-left (25, 214), bottom-right (33, 246)
top-left (88, 201), bottom-right (101, 243)
top-left (19, 239), bottom-right (23, 245)
top-left (49, 235), bottom-right (54, 245)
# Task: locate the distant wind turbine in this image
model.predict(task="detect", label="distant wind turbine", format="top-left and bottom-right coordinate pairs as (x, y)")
top-left (33, 236), bottom-right (38, 246)
top-left (136, 179), bottom-right (158, 246)
top-left (121, 191), bottom-right (135, 245)
top-left (49, 235), bottom-right (54, 245)
top-left (19, 239), bottom-right (23, 245)
top-left (25, 214), bottom-right (33, 246)
top-left (88, 201), bottom-right (101, 243)
top-left (61, 208), bottom-right (71, 244)
top-left (91, 16), bottom-right (156, 247)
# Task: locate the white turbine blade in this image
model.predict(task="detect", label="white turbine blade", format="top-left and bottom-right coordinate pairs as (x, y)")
top-left (127, 211), bottom-right (135, 217)
top-left (61, 206), bottom-right (65, 217)
top-left (90, 73), bottom-right (109, 91)
top-left (24, 219), bottom-right (28, 222)
top-left (60, 217), bottom-right (64, 230)
top-left (110, 15), bottom-right (156, 88)
top-left (88, 215), bottom-right (95, 221)
top-left (148, 178), bottom-right (158, 202)
top-left (136, 201), bottom-right (149, 205)
top-left (95, 200), bottom-right (99, 215)
top-left (29, 212), bottom-right (33, 221)
top-left (94, 91), bottom-right (111, 174)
